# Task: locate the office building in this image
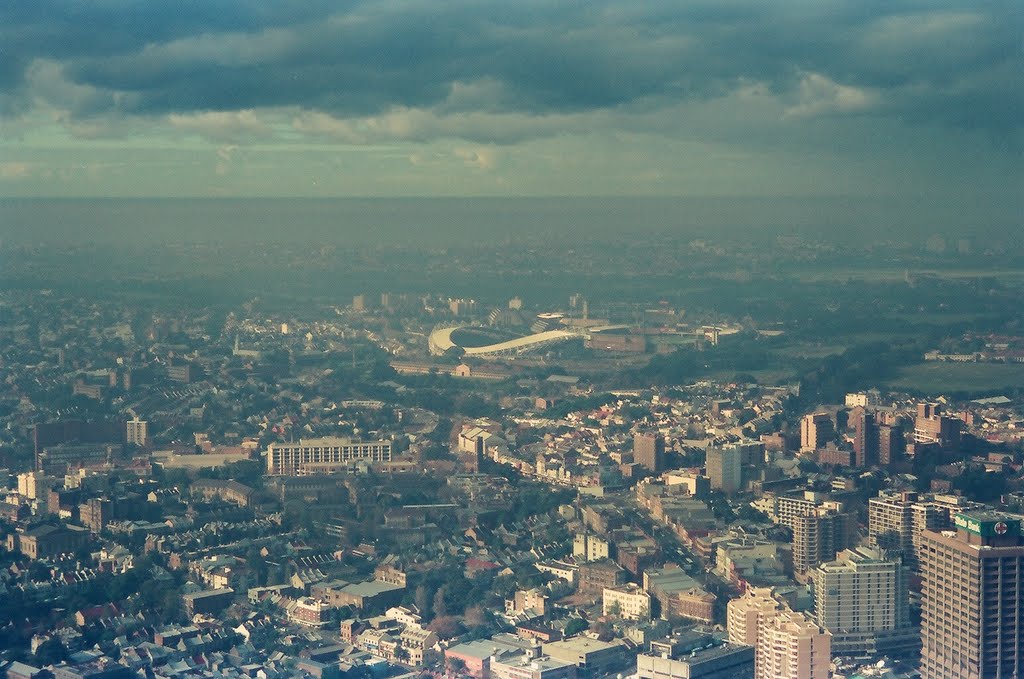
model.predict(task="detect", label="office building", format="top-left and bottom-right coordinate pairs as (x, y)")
top-left (706, 445), bottom-right (743, 494)
top-left (126, 417), bottom-right (148, 447)
top-left (287, 597), bottom-right (330, 628)
top-left (800, 414), bottom-right (833, 453)
top-left (920, 513), bottom-right (1024, 679)
top-left (491, 654), bottom-right (576, 679)
top-left (634, 433), bottom-right (665, 473)
top-left (265, 437), bottom-right (392, 475)
top-left (813, 547), bottom-right (916, 658)
top-left (37, 444), bottom-right (112, 476)
top-left (644, 565), bottom-right (714, 623)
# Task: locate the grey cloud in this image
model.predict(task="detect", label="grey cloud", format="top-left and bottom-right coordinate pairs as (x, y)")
top-left (2, 0), bottom-right (1020, 140)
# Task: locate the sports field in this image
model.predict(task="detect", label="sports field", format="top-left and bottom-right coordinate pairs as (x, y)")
top-left (885, 362), bottom-right (1024, 394)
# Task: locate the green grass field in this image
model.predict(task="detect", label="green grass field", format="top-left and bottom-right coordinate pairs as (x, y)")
top-left (885, 362), bottom-right (1024, 394)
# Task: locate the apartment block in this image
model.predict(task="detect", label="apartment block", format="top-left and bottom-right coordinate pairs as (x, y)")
top-left (265, 437), bottom-right (393, 475)
top-left (814, 547), bottom-right (917, 658)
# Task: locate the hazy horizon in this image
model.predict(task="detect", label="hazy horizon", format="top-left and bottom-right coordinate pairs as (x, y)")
top-left (2, 195), bottom-right (1020, 248)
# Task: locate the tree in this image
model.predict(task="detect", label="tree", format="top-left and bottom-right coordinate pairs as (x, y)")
top-left (563, 618), bottom-right (588, 637)
top-left (447, 657), bottom-right (468, 677)
top-left (34, 638), bottom-right (67, 666)
top-left (428, 615), bottom-right (462, 640)
top-left (463, 605), bottom-right (490, 632)
top-left (414, 585), bottom-right (431, 620)
top-left (736, 504), bottom-right (771, 524)
top-left (590, 620), bottom-right (614, 642)
top-left (432, 585), bottom-right (448, 619)
top-left (28, 561), bottom-right (51, 582)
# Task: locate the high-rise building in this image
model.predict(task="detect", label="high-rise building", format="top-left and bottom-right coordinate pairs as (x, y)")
top-left (868, 492), bottom-right (975, 571)
top-left (850, 408), bottom-right (879, 467)
top-left (126, 417), bottom-right (148, 447)
top-left (913, 402), bottom-right (962, 449)
top-left (920, 513), bottom-right (1024, 679)
top-left (734, 440), bottom-right (766, 466)
top-left (728, 588), bottom-right (782, 647)
top-left (868, 492), bottom-right (916, 563)
top-left (791, 508), bottom-right (855, 576)
top-left (800, 414), bottom-right (833, 453)
top-left (814, 547), bottom-right (916, 658)
top-left (634, 433), bottom-right (665, 473)
top-left (729, 589), bottom-right (829, 679)
top-left (877, 424), bottom-right (902, 466)
top-left (755, 609), bottom-right (831, 679)
top-left (908, 502), bottom-right (951, 572)
top-left (706, 445), bottom-right (743, 494)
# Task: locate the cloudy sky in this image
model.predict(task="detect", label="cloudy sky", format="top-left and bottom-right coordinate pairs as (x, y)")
top-left (0, 0), bottom-right (1021, 200)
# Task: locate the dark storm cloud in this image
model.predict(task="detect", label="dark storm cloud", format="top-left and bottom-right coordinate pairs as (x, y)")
top-left (2, 0), bottom-right (1020, 135)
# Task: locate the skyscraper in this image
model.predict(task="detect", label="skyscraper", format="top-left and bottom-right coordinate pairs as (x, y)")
top-left (850, 407), bottom-right (878, 467)
top-left (920, 513), bottom-right (1024, 678)
top-left (634, 433), bottom-right (665, 473)
top-left (706, 445), bottom-right (742, 494)
top-left (877, 424), bottom-right (902, 466)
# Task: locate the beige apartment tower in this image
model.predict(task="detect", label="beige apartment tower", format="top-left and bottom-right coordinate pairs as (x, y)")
top-left (727, 589), bottom-right (830, 679)
top-left (126, 417), bottom-right (148, 447)
top-left (755, 609), bottom-right (831, 679)
top-left (800, 413), bottom-right (833, 453)
top-left (920, 513), bottom-right (1024, 679)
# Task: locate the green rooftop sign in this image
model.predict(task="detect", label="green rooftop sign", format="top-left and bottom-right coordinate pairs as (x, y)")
top-left (954, 513), bottom-right (1020, 538)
